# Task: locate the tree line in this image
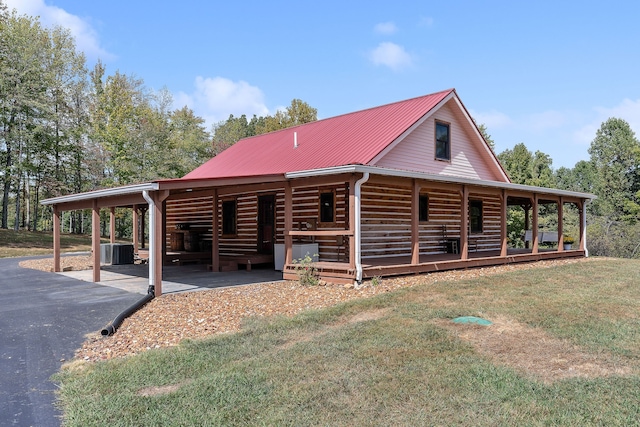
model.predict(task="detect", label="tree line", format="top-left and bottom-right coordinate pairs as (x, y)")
top-left (2, 3), bottom-right (638, 258)
top-left (0, 3), bottom-right (316, 234)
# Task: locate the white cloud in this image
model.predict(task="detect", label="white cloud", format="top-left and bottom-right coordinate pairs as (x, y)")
top-left (175, 76), bottom-right (270, 130)
top-left (525, 110), bottom-right (568, 132)
top-left (573, 98), bottom-right (640, 146)
top-left (5, 0), bottom-right (114, 61)
top-left (469, 109), bottom-right (512, 129)
top-left (374, 22), bottom-right (398, 35)
top-left (369, 42), bottom-right (413, 71)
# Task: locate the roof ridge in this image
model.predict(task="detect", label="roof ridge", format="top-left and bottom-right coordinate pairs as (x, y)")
top-left (240, 88), bottom-right (455, 140)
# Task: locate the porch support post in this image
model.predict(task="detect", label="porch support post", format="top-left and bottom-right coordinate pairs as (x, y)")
top-left (140, 207), bottom-right (146, 249)
top-left (284, 182), bottom-right (293, 266)
top-left (557, 197), bottom-right (564, 252)
top-left (532, 194), bottom-right (539, 254)
top-left (411, 179), bottom-right (420, 265)
top-left (500, 190), bottom-right (508, 257)
top-left (132, 204), bottom-right (139, 252)
top-left (461, 185), bottom-right (469, 260)
top-left (348, 176), bottom-right (356, 269)
top-left (211, 189), bottom-right (220, 272)
top-left (524, 204), bottom-right (530, 249)
top-left (53, 205), bottom-right (61, 272)
top-left (91, 199), bottom-right (100, 283)
top-left (109, 207), bottom-right (116, 243)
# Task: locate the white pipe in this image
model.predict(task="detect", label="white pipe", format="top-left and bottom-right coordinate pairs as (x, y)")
top-left (294, 131), bottom-right (298, 148)
top-left (582, 199), bottom-right (589, 257)
top-left (354, 172), bottom-right (370, 284)
top-left (142, 190), bottom-right (155, 287)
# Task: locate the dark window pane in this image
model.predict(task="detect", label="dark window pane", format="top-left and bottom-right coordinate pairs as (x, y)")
top-left (419, 194), bottom-right (429, 222)
top-left (222, 200), bottom-right (236, 235)
top-left (435, 122), bottom-right (450, 160)
top-left (320, 192), bottom-right (334, 223)
top-left (470, 200), bottom-right (483, 233)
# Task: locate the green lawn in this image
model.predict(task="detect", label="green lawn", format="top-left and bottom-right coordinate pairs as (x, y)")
top-left (0, 229), bottom-right (117, 258)
top-left (54, 258), bottom-right (640, 426)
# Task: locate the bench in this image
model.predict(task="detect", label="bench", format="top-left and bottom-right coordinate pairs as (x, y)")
top-left (165, 251), bottom-right (212, 266)
top-left (524, 230), bottom-right (558, 244)
top-left (209, 253), bottom-right (275, 272)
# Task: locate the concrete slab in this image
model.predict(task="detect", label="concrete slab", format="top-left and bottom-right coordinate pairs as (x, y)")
top-left (59, 263), bottom-right (285, 295)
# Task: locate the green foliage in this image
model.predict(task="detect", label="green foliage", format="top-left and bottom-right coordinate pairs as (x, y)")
top-left (211, 99), bottom-right (318, 151)
top-left (498, 143), bottom-right (556, 187)
top-left (588, 118), bottom-right (640, 222)
top-left (474, 120), bottom-right (495, 151)
top-left (292, 253), bottom-right (319, 286)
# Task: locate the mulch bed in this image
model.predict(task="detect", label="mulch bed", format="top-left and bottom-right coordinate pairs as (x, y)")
top-left (17, 256), bottom-right (590, 363)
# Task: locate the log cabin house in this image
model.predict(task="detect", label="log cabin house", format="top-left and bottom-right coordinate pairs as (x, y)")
top-left (42, 89), bottom-right (594, 295)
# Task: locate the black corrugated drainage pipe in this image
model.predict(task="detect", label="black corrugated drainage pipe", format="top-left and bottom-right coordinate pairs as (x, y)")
top-left (101, 285), bottom-right (155, 336)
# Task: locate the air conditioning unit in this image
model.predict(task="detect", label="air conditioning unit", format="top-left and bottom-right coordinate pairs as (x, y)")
top-left (100, 243), bottom-right (134, 265)
top-left (100, 244), bottom-right (113, 264)
top-left (112, 244), bottom-right (134, 265)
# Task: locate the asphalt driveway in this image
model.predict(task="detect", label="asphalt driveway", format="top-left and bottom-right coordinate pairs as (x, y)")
top-left (0, 257), bottom-right (141, 427)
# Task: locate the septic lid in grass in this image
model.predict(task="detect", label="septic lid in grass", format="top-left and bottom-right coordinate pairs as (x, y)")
top-left (452, 316), bottom-right (492, 326)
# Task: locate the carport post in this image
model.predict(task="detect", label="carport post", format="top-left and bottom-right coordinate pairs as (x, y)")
top-left (109, 207), bottom-right (116, 244)
top-left (92, 199), bottom-right (101, 283)
top-left (53, 205), bottom-right (61, 272)
top-left (132, 204), bottom-right (139, 252)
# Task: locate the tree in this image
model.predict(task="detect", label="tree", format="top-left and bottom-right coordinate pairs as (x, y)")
top-left (0, 10), bottom-right (50, 228)
top-left (211, 99), bottom-right (318, 155)
top-left (497, 143), bottom-right (555, 188)
top-left (253, 99), bottom-right (317, 135)
top-left (211, 114), bottom-right (250, 155)
top-left (588, 117), bottom-right (640, 222)
top-left (474, 121), bottom-right (495, 152)
top-left (165, 106), bottom-right (211, 177)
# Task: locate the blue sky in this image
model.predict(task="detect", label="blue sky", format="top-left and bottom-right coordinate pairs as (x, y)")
top-left (7, 0), bottom-right (640, 168)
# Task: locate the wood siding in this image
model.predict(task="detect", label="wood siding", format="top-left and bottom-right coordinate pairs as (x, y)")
top-left (165, 184), bottom-right (349, 260)
top-left (375, 100), bottom-right (504, 181)
top-left (290, 184), bottom-right (349, 261)
top-left (360, 181), bottom-right (502, 260)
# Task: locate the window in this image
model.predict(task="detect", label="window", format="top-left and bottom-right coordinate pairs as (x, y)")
top-left (435, 121), bottom-right (450, 161)
top-left (469, 200), bottom-right (483, 233)
top-left (419, 194), bottom-right (429, 222)
top-left (222, 199), bottom-right (236, 235)
top-left (319, 191), bottom-right (335, 223)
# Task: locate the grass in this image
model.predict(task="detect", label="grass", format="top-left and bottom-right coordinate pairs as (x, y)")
top-left (54, 258), bottom-right (640, 426)
top-left (0, 229), bottom-right (118, 258)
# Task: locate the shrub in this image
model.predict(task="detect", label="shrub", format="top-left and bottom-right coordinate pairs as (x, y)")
top-left (293, 253), bottom-right (319, 286)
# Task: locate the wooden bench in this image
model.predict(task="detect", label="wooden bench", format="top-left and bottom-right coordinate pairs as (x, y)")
top-left (209, 253), bottom-right (275, 272)
top-left (524, 230), bottom-right (559, 244)
top-left (165, 251), bottom-right (212, 266)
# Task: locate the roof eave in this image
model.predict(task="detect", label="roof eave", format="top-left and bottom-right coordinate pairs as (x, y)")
top-left (41, 182), bottom-right (160, 205)
top-left (286, 165), bottom-right (595, 200)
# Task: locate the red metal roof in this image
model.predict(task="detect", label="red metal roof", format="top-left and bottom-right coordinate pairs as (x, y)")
top-left (183, 89), bottom-right (454, 180)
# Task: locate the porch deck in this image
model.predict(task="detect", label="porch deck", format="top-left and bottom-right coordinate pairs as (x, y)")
top-left (284, 248), bottom-right (586, 284)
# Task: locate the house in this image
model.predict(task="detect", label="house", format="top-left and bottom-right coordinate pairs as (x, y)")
top-left (42, 89), bottom-right (594, 295)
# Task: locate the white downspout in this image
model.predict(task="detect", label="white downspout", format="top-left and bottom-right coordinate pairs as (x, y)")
top-left (582, 199), bottom-right (589, 257)
top-left (142, 190), bottom-right (155, 287)
top-left (354, 172), bottom-right (370, 285)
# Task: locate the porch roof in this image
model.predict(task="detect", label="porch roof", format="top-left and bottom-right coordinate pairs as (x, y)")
top-left (285, 165), bottom-right (596, 200)
top-left (41, 163), bottom-right (594, 211)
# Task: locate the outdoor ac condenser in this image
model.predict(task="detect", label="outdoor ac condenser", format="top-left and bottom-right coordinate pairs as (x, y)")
top-left (100, 243), bottom-right (134, 265)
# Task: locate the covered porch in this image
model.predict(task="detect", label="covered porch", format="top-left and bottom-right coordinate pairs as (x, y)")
top-left (42, 165), bottom-right (593, 294)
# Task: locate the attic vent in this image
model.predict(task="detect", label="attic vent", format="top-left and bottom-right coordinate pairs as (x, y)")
top-left (294, 131), bottom-right (298, 148)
